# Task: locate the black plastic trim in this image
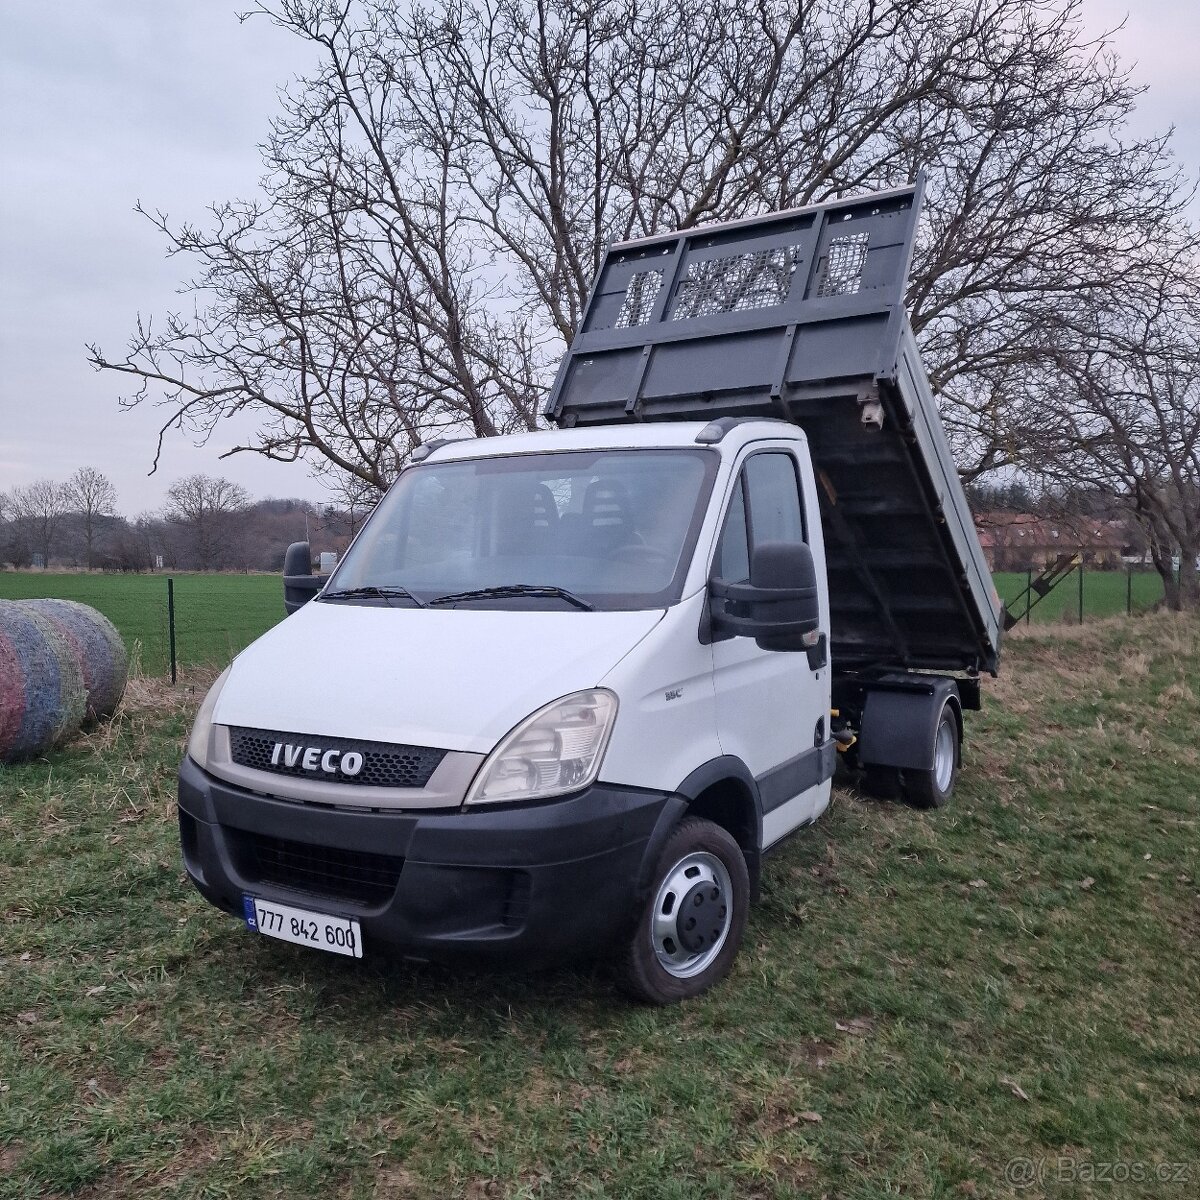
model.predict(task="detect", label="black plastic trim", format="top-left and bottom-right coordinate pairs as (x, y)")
top-left (674, 756), bottom-right (763, 851)
top-left (756, 743), bottom-right (837, 813)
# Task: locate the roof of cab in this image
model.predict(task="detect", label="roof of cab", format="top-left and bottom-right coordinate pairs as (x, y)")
top-left (420, 419), bottom-right (807, 463)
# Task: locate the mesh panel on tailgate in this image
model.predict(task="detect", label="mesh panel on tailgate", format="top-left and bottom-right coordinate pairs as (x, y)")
top-left (228, 727), bottom-right (445, 789)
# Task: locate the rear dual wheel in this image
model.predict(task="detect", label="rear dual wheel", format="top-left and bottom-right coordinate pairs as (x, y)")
top-left (617, 816), bottom-right (749, 1005)
top-left (903, 703), bottom-right (959, 809)
top-left (861, 703), bottom-right (959, 809)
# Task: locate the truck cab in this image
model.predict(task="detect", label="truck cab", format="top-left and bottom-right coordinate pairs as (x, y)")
top-left (179, 182), bottom-right (1001, 1003)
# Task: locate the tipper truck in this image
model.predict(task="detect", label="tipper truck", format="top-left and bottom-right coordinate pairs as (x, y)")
top-left (179, 179), bottom-right (1002, 1003)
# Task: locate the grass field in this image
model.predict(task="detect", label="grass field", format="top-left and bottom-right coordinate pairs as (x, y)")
top-left (993, 569), bottom-right (1165, 624)
top-left (0, 573), bottom-right (283, 677)
top-left (0, 566), bottom-right (1170, 682)
top-left (1, 614), bottom-right (1197, 1198)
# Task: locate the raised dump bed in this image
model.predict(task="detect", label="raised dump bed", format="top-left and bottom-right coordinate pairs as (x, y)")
top-left (544, 180), bottom-right (1002, 676)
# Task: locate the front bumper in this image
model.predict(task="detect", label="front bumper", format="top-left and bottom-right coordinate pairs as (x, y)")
top-left (178, 755), bottom-right (682, 965)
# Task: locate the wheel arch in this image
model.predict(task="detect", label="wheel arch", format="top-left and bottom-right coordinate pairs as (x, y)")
top-left (673, 756), bottom-right (762, 897)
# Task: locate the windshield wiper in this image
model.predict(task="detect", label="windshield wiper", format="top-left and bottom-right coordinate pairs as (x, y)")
top-left (428, 584), bottom-right (595, 611)
top-left (320, 584), bottom-right (426, 608)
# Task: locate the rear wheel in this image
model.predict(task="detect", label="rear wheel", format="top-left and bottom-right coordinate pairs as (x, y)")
top-left (617, 816), bottom-right (749, 1005)
top-left (902, 704), bottom-right (959, 809)
top-left (861, 764), bottom-right (902, 799)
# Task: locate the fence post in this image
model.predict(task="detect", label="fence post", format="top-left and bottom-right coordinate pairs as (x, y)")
top-left (167, 577), bottom-right (177, 685)
top-left (1025, 568), bottom-right (1032, 625)
top-left (1127, 568), bottom-right (1133, 616)
top-left (1078, 563), bottom-right (1084, 624)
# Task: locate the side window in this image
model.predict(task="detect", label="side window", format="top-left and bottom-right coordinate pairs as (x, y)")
top-left (712, 452), bottom-right (805, 585)
top-left (713, 477), bottom-right (750, 582)
top-left (743, 453), bottom-right (805, 549)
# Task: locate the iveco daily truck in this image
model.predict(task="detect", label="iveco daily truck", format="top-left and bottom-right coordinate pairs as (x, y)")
top-left (179, 180), bottom-right (1002, 1003)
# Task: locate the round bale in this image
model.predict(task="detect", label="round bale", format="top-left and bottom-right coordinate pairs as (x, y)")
top-left (21, 598), bottom-right (128, 721)
top-left (0, 601), bottom-right (88, 763)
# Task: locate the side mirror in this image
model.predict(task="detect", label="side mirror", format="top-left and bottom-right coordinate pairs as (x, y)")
top-left (711, 542), bottom-right (822, 654)
top-left (283, 541), bottom-right (321, 614)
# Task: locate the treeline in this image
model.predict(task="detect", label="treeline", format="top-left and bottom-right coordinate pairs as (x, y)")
top-left (0, 470), bottom-right (369, 573)
top-left (964, 481), bottom-right (1146, 527)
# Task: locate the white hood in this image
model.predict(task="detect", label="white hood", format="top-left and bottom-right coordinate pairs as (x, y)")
top-left (212, 600), bottom-right (663, 753)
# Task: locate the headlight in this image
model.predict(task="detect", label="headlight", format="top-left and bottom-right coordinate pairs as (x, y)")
top-left (186, 667), bottom-right (230, 769)
top-left (465, 689), bottom-right (618, 805)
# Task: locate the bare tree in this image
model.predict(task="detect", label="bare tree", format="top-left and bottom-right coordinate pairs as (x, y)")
top-left (164, 474), bottom-right (251, 570)
top-left (90, 0), bottom-right (1196, 491)
top-left (323, 472), bottom-right (378, 538)
top-left (0, 489), bottom-right (16, 568)
top-left (63, 467), bottom-right (119, 569)
top-left (1027, 275), bottom-right (1200, 609)
top-left (8, 479), bottom-right (70, 566)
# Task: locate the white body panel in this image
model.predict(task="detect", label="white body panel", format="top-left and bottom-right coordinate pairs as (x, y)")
top-left (214, 600), bottom-right (662, 754)
top-left (762, 781), bottom-right (832, 846)
top-left (598, 589), bottom-right (720, 793)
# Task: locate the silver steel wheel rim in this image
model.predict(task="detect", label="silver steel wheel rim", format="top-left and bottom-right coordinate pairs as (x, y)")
top-left (651, 851), bottom-right (733, 979)
top-left (934, 713), bottom-right (956, 792)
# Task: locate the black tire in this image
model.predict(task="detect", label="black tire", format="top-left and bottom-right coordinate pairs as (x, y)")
top-left (617, 816), bottom-right (749, 1005)
top-left (902, 704), bottom-right (959, 809)
top-left (861, 765), bottom-right (902, 800)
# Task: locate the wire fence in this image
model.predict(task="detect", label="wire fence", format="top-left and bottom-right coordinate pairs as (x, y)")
top-left (0, 572), bottom-right (284, 678)
top-left (994, 567), bottom-right (1166, 625)
top-left (0, 566), bottom-right (1177, 679)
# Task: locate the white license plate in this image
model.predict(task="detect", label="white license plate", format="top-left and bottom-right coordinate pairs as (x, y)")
top-left (243, 895), bottom-right (362, 958)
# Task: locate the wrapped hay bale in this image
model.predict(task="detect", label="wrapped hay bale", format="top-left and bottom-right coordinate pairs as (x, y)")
top-left (0, 602), bottom-right (87, 762)
top-left (22, 598), bottom-right (128, 720)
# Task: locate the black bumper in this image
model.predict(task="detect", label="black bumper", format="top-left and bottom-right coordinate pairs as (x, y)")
top-left (178, 755), bottom-right (683, 965)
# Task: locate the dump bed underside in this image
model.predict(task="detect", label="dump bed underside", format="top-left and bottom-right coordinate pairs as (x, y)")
top-left (544, 183), bottom-right (1002, 674)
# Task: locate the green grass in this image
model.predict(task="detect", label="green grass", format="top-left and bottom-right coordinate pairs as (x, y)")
top-left (0, 566), bottom-right (1169, 682)
top-left (2, 615), bottom-right (1198, 1198)
top-left (0, 573), bottom-right (283, 676)
top-left (994, 568), bottom-right (1165, 624)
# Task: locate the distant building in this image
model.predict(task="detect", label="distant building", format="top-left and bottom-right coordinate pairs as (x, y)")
top-left (974, 512), bottom-right (1129, 571)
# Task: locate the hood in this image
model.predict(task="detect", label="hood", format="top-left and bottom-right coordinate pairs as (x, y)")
top-left (212, 600), bottom-right (663, 754)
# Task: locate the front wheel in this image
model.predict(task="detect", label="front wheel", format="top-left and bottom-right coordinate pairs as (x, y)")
top-left (617, 816), bottom-right (749, 1005)
top-left (902, 704), bottom-right (959, 809)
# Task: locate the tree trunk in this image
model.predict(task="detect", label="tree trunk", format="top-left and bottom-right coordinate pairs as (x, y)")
top-left (1148, 537), bottom-right (1181, 610)
top-left (1179, 546), bottom-right (1199, 611)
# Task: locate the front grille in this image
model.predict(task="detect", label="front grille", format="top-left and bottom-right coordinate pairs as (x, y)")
top-left (228, 727), bottom-right (445, 789)
top-left (234, 830), bottom-right (403, 906)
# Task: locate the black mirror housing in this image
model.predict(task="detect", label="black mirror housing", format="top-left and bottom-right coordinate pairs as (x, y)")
top-left (711, 542), bottom-right (821, 653)
top-left (283, 541), bottom-right (321, 614)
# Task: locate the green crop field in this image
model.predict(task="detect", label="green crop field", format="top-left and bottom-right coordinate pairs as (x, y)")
top-left (0, 565), bottom-right (1169, 682)
top-left (0, 573), bottom-right (284, 677)
top-left (994, 568), bottom-right (1165, 624)
top-left (2, 614), bottom-right (1199, 1199)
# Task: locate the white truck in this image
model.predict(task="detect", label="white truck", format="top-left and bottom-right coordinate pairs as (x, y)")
top-left (180, 181), bottom-right (1002, 1003)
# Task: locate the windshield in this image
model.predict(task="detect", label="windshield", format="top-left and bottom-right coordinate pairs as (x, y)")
top-left (325, 448), bottom-right (717, 611)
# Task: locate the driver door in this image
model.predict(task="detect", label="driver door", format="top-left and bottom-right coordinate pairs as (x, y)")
top-left (710, 448), bottom-right (831, 844)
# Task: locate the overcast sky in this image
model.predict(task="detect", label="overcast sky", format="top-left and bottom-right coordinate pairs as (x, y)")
top-left (2, 1), bottom-right (1197, 516)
